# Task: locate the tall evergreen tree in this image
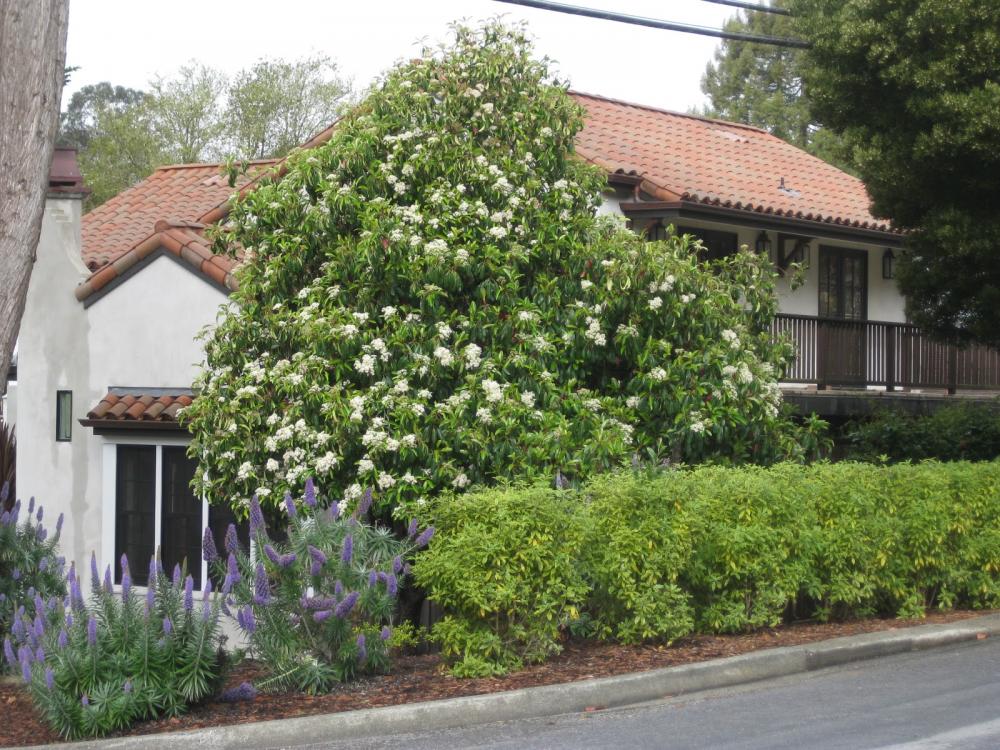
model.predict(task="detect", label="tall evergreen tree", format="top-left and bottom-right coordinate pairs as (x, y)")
top-left (700, 1), bottom-right (850, 170)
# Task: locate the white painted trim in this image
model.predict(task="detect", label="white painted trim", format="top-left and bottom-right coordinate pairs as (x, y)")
top-left (153, 445), bottom-right (163, 566)
top-left (100, 441), bottom-right (116, 568)
top-left (201, 494), bottom-right (209, 592)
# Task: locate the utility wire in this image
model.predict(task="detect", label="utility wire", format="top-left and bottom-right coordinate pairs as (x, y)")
top-left (492, 0), bottom-right (811, 48)
top-left (702, 0), bottom-right (792, 17)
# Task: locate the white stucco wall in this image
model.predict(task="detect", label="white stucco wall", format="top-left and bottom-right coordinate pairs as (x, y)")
top-left (597, 199), bottom-right (906, 322)
top-left (13, 203), bottom-right (228, 575)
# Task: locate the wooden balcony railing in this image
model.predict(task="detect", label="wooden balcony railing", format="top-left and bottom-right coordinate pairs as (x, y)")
top-left (770, 314), bottom-right (1000, 392)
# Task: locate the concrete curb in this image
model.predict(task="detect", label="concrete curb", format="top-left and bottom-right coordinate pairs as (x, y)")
top-left (40, 614), bottom-right (1000, 749)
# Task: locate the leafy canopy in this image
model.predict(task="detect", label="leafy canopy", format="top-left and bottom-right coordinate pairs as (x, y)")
top-left (184, 21), bottom-right (821, 519)
top-left (792, 0), bottom-right (1000, 345)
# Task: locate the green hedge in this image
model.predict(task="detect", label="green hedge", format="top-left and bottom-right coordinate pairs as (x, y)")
top-left (415, 461), bottom-right (1000, 675)
top-left (843, 402), bottom-right (1000, 463)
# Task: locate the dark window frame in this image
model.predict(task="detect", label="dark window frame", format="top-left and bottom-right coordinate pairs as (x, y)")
top-left (645, 221), bottom-right (739, 262)
top-left (56, 390), bottom-right (72, 442)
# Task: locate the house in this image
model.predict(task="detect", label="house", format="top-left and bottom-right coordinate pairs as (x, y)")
top-left (6, 92), bottom-right (997, 583)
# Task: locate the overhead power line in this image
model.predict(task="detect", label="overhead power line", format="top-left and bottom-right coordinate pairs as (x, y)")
top-left (702, 0), bottom-right (792, 16)
top-left (492, 0), bottom-right (811, 48)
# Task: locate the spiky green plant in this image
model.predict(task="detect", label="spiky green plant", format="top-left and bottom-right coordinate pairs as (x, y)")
top-left (211, 479), bottom-right (430, 694)
top-left (6, 554), bottom-right (225, 739)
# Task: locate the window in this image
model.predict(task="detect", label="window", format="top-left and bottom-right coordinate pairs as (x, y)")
top-left (646, 222), bottom-right (738, 261)
top-left (56, 390), bottom-right (72, 441)
top-left (114, 443), bottom-right (245, 588)
top-left (818, 246), bottom-right (868, 320)
top-left (675, 226), bottom-right (738, 262)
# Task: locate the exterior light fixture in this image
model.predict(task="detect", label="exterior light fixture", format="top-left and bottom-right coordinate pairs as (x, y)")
top-left (754, 230), bottom-right (772, 255)
top-left (882, 248), bottom-right (895, 279)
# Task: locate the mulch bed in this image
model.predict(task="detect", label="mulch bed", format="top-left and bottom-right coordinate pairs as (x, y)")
top-left (0, 609), bottom-right (991, 747)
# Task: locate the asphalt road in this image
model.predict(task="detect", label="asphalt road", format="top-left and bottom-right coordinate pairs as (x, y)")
top-left (301, 637), bottom-right (1000, 750)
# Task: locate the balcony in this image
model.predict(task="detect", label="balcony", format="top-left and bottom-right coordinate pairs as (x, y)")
top-left (771, 314), bottom-right (1000, 394)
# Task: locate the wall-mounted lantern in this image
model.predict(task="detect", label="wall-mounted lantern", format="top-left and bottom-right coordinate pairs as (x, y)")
top-left (754, 230), bottom-right (772, 255)
top-left (882, 248), bottom-right (895, 279)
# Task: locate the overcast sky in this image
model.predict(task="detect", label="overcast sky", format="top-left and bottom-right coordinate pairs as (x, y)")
top-left (64, 0), bottom-right (736, 115)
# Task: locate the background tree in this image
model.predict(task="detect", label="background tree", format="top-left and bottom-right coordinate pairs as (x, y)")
top-left (0, 0), bottom-right (70, 395)
top-left (792, 0), bottom-right (1000, 345)
top-left (62, 55), bottom-right (351, 208)
top-left (700, 0), bottom-right (851, 170)
top-left (226, 54), bottom-right (352, 159)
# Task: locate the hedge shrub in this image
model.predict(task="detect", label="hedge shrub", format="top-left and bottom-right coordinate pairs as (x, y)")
top-left (413, 484), bottom-right (588, 676)
top-left (415, 461), bottom-right (1000, 675)
top-left (843, 402), bottom-right (1000, 463)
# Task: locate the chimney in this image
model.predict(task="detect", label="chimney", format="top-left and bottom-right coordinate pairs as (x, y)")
top-left (48, 147), bottom-right (88, 195)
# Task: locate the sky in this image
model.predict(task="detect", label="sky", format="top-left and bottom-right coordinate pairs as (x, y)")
top-left (64, 0), bottom-right (736, 115)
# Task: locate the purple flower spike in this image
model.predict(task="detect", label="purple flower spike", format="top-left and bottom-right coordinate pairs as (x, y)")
top-left (381, 625), bottom-right (392, 641)
top-left (4, 638), bottom-right (15, 668)
top-left (45, 667), bottom-right (54, 690)
top-left (368, 570), bottom-right (378, 587)
top-left (87, 615), bottom-right (97, 646)
top-left (249, 494), bottom-right (266, 535)
top-left (0, 512), bottom-right (8, 526)
top-left (284, 492), bottom-right (297, 520)
top-left (90, 553), bottom-right (100, 590)
top-left (121, 571), bottom-right (131, 602)
top-left (358, 488), bottom-right (373, 516)
top-left (38, 558), bottom-right (48, 573)
top-left (56, 513), bottom-right (64, 536)
top-left (227, 553), bottom-right (241, 584)
top-left (35, 525), bottom-right (46, 542)
top-left (328, 501), bottom-right (341, 521)
top-left (263, 544), bottom-right (280, 565)
top-left (278, 552), bottom-right (297, 568)
top-left (308, 545), bottom-right (326, 569)
top-left (407, 518), bottom-right (419, 539)
top-left (237, 606), bottom-right (256, 633)
top-left (163, 617), bottom-right (173, 636)
top-left (148, 556), bottom-right (158, 586)
top-left (334, 580), bottom-right (344, 598)
top-left (123, 679), bottom-right (133, 694)
top-left (57, 630), bottom-right (68, 649)
top-left (333, 591), bottom-right (359, 618)
top-left (35, 646), bottom-right (45, 663)
top-left (103, 566), bottom-right (113, 594)
top-left (392, 555), bottom-right (403, 574)
top-left (21, 661), bottom-right (31, 684)
top-left (341, 534), bottom-right (353, 564)
top-left (11, 568), bottom-right (19, 581)
top-left (36, 505), bottom-right (43, 523)
top-left (414, 526), bottom-right (435, 549)
top-left (184, 576), bottom-right (194, 612)
top-left (203, 578), bottom-right (213, 601)
top-left (33, 615), bottom-right (44, 639)
top-left (304, 478), bottom-right (317, 508)
top-left (224, 523), bottom-right (238, 555)
top-left (81, 694), bottom-right (89, 707)
top-left (356, 633), bottom-right (367, 663)
top-left (65, 612), bottom-right (74, 629)
top-left (253, 563), bottom-right (270, 605)
top-left (172, 564), bottom-right (182, 586)
top-left (120, 553), bottom-right (129, 575)
top-left (145, 586), bottom-right (155, 614)
top-left (202, 527), bottom-right (219, 563)
top-left (386, 572), bottom-right (398, 598)
top-left (313, 609), bottom-right (333, 622)
top-left (27, 498), bottom-right (34, 516)
top-left (219, 682), bottom-right (257, 703)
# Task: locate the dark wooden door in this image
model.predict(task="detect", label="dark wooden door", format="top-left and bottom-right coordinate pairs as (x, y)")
top-left (817, 247), bottom-right (868, 385)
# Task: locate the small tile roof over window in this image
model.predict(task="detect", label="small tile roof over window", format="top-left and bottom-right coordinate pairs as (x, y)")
top-left (570, 92), bottom-right (892, 232)
top-left (83, 392), bottom-right (193, 428)
top-left (81, 160), bottom-right (278, 271)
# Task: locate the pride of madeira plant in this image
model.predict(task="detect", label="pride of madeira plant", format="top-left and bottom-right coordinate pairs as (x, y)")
top-left (183, 21), bottom-right (823, 521)
top-left (209, 479), bottom-right (431, 694)
top-left (0, 493), bottom-right (66, 640)
top-left (5, 554), bottom-right (224, 739)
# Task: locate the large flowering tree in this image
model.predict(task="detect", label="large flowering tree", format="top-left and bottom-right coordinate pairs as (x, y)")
top-left (184, 22), bottom-right (820, 518)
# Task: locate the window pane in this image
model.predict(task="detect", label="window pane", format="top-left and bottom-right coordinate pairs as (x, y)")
top-left (56, 391), bottom-right (72, 441)
top-left (676, 226), bottom-right (738, 262)
top-left (161, 446), bottom-right (203, 588)
top-left (115, 446), bottom-right (156, 584)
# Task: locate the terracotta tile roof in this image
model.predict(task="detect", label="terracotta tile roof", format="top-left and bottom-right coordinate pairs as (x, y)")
top-left (81, 160), bottom-right (278, 271)
top-left (569, 92), bottom-right (893, 233)
top-left (83, 392), bottom-right (193, 428)
top-left (74, 220), bottom-right (237, 303)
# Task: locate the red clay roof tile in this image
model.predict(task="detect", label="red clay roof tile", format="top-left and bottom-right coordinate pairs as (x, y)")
top-left (84, 392), bottom-right (191, 426)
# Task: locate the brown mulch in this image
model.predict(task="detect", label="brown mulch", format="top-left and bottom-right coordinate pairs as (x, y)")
top-left (0, 609), bottom-right (991, 748)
